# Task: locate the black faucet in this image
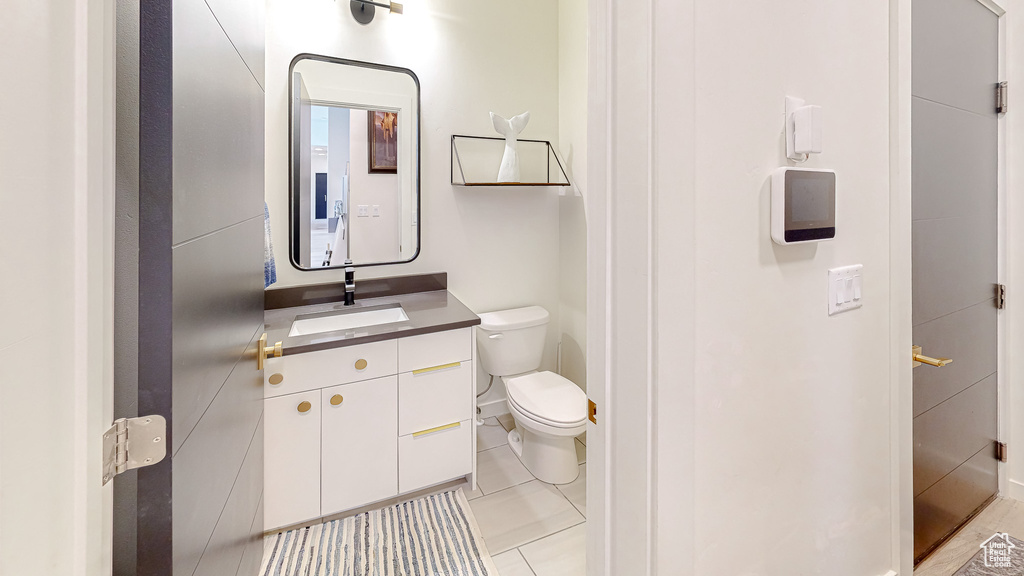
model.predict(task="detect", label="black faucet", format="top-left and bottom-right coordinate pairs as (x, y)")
top-left (344, 260), bottom-right (356, 306)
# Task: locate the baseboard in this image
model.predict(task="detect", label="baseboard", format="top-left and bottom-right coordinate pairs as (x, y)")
top-left (476, 397), bottom-right (509, 420)
top-left (1008, 479), bottom-right (1024, 501)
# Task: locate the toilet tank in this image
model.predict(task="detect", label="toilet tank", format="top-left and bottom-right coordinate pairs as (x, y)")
top-left (475, 306), bottom-right (550, 377)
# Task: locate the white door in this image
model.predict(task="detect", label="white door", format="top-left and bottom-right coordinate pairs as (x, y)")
top-left (0, 0), bottom-right (115, 574)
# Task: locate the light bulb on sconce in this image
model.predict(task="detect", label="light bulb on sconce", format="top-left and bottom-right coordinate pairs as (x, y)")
top-left (350, 0), bottom-right (404, 24)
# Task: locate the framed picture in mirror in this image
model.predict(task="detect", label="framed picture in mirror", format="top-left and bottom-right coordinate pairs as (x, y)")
top-left (368, 110), bottom-right (398, 173)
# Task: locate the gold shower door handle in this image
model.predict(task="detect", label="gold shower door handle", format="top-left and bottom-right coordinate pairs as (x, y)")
top-left (257, 333), bottom-right (283, 371)
top-left (912, 345), bottom-right (953, 368)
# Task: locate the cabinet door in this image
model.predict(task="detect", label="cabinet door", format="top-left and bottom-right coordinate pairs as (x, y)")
top-left (321, 376), bottom-right (398, 515)
top-left (264, 390), bottom-right (321, 530)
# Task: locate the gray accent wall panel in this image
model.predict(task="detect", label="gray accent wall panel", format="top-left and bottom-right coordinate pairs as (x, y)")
top-left (193, 417), bottom-right (264, 576)
top-left (172, 0), bottom-right (264, 245)
top-left (911, 98), bottom-right (997, 222)
top-left (912, 0), bottom-right (999, 116)
top-left (913, 374), bottom-right (997, 497)
top-left (202, 0), bottom-right (265, 88)
top-left (912, 301), bottom-right (996, 417)
top-left (172, 328), bottom-right (263, 576)
top-left (172, 216), bottom-right (265, 455)
top-left (912, 213), bottom-right (997, 326)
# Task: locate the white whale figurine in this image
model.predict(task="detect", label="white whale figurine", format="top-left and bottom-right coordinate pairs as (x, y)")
top-left (490, 111), bottom-right (531, 183)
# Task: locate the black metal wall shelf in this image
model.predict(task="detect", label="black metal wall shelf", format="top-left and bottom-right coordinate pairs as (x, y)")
top-left (451, 134), bottom-right (572, 188)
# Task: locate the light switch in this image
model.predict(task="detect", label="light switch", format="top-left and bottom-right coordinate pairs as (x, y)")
top-left (372, 205), bottom-right (381, 217)
top-left (357, 205), bottom-right (369, 217)
top-left (828, 264), bottom-right (864, 316)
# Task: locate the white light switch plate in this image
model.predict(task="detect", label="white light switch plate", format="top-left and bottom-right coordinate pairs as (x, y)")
top-left (371, 205), bottom-right (380, 217)
top-left (828, 264), bottom-right (863, 316)
top-left (357, 205), bottom-right (369, 217)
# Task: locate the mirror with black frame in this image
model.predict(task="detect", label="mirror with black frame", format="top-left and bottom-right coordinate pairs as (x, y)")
top-left (290, 55), bottom-right (420, 269)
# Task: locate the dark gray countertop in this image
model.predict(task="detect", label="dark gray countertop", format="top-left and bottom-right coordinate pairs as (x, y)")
top-left (264, 289), bottom-right (481, 355)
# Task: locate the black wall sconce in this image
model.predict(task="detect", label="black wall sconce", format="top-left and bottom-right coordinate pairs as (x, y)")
top-left (350, 0), bottom-right (404, 24)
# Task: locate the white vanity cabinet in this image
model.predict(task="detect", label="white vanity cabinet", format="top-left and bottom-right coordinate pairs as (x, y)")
top-left (263, 327), bottom-right (475, 531)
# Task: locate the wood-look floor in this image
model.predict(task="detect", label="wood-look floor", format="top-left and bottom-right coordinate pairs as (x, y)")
top-left (915, 498), bottom-right (1024, 576)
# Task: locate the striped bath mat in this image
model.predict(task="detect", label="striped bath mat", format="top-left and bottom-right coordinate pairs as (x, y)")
top-left (260, 489), bottom-right (498, 576)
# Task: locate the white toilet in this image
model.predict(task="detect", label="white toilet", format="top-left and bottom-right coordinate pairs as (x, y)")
top-left (476, 306), bottom-right (586, 484)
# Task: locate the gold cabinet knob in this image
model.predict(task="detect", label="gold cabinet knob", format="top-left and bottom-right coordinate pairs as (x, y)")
top-left (268, 373), bottom-right (284, 385)
top-left (354, 358), bottom-right (368, 370)
top-left (297, 401), bottom-right (312, 413)
top-left (330, 394), bottom-right (344, 406)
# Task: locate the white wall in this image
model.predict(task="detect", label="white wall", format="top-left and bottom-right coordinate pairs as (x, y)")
top-left (689, 3), bottom-right (892, 572)
top-left (348, 109), bottom-right (401, 263)
top-left (558, 0), bottom-right (588, 393)
top-left (1003, 0), bottom-right (1024, 501)
top-left (592, 0), bottom-right (897, 573)
top-left (265, 0), bottom-right (564, 404)
top-left (0, 0), bottom-right (115, 573)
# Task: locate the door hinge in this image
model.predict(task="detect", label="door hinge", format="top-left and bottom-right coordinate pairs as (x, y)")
top-left (997, 441), bottom-right (1008, 463)
top-left (996, 283), bottom-right (1006, 309)
top-left (102, 415), bottom-right (167, 485)
top-left (588, 399), bottom-right (597, 425)
top-left (997, 81), bottom-right (1008, 114)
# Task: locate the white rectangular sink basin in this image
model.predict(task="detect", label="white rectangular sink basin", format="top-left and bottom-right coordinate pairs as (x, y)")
top-left (288, 305), bottom-right (409, 337)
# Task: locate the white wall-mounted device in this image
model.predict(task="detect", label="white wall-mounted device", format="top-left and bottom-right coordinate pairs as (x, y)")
top-left (786, 96), bottom-right (823, 161)
top-left (771, 167), bottom-right (836, 245)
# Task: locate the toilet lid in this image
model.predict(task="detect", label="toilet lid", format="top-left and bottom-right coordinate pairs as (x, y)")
top-left (506, 371), bottom-right (587, 426)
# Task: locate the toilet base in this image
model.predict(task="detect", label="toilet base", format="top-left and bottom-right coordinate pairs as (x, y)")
top-left (506, 426), bottom-right (580, 485)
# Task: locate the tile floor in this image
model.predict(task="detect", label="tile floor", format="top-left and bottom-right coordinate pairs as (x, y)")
top-left (468, 414), bottom-right (587, 576)
top-left (915, 498), bottom-right (1024, 576)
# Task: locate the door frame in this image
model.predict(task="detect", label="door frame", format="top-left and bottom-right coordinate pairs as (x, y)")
top-left (889, 1), bottom-right (1010, 573)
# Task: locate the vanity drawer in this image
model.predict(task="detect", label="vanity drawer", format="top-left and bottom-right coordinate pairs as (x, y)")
top-left (397, 328), bottom-right (472, 373)
top-left (398, 360), bottom-right (472, 436)
top-left (398, 419), bottom-right (472, 494)
top-left (264, 339), bottom-right (398, 399)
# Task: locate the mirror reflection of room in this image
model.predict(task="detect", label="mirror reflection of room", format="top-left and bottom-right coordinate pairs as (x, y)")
top-left (291, 57), bottom-right (419, 270)
top-left (306, 105), bottom-right (401, 268)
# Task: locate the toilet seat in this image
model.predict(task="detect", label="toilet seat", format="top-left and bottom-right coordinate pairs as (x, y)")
top-left (505, 371), bottom-right (587, 428)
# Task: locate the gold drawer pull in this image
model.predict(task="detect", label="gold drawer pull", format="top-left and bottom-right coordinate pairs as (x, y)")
top-left (330, 394), bottom-right (344, 406)
top-left (354, 358), bottom-right (368, 370)
top-left (412, 422), bottom-right (461, 438)
top-left (268, 373), bottom-right (284, 385)
top-left (297, 401), bottom-right (312, 413)
top-left (412, 362), bottom-right (461, 376)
